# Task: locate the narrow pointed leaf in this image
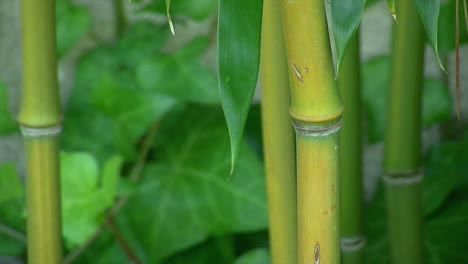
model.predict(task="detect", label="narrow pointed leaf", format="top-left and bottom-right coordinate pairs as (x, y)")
top-left (413, 0), bottom-right (446, 71)
top-left (166, 0), bottom-right (175, 35)
top-left (331, 0), bottom-right (366, 75)
top-left (218, 0), bottom-right (263, 174)
top-left (387, 0), bottom-right (397, 21)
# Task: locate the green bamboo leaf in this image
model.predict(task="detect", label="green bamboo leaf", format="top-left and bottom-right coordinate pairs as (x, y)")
top-left (387, 0), bottom-right (397, 21)
top-left (413, 0), bottom-right (446, 71)
top-left (331, 0), bottom-right (366, 75)
top-left (218, 0), bottom-right (263, 174)
top-left (165, 0), bottom-right (175, 35)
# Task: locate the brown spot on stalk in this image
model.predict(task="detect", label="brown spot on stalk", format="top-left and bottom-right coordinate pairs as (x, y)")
top-left (323, 210), bottom-right (328, 216)
top-left (331, 184), bottom-right (335, 192)
top-left (314, 244), bottom-right (320, 264)
top-left (291, 63), bottom-right (304, 82)
top-left (305, 67), bottom-right (309, 73)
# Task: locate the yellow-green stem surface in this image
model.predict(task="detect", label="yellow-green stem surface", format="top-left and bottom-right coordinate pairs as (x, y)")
top-left (280, 0), bottom-right (343, 263)
top-left (24, 137), bottom-right (62, 264)
top-left (260, 0), bottom-right (297, 263)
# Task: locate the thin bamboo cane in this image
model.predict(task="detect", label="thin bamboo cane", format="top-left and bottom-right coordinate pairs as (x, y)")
top-left (280, 0), bottom-right (344, 263)
top-left (19, 0), bottom-right (63, 263)
top-left (338, 33), bottom-right (364, 263)
top-left (260, 0), bottom-right (297, 263)
top-left (383, 0), bottom-right (425, 262)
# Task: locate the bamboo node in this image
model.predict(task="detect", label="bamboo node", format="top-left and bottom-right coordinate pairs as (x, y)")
top-left (340, 236), bottom-right (366, 252)
top-left (314, 243), bottom-right (320, 264)
top-left (20, 124), bottom-right (62, 138)
top-left (381, 169), bottom-right (423, 186)
top-left (292, 118), bottom-right (342, 137)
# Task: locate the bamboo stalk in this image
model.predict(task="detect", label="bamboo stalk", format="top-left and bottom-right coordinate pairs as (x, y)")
top-left (260, 0), bottom-right (297, 263)
top-left (338, 33), bottom-right (364, 263)
top-left (280, 0), bottom-right (343, 263)
top-left (19, 0), bottom-right (63, 263)
top-left (383, 0), bottom-right (425, 262)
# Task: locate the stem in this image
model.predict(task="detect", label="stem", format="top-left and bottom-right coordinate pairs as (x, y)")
top-left (106, 216), bottom-right (141, 264)
top-left (260, 0), bottom-right (297, 263)
top-left (280, 0), bottom-right (343, 263)
top-left (383, 0), bottom-right (425, 262)
top-left (64, 122), bottom-right (159, 264)
top-left (0, 223), bottom-right (27, 243)
top-left (19, 0), bottom-right (63, 263)
top-left (338, 33), bottom-right (364, 263)
top-left (114, 0), bottom-right (127, 36)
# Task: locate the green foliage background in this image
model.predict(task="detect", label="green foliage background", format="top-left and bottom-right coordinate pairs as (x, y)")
top-left (0, 0), bottom-right (467, 263)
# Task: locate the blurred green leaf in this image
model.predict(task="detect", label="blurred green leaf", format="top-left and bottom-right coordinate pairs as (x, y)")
top-left (413, 0), bottom-right (445, 70)
top-left (56, 0), bottom-right (90, 58)
top-left (120, 107), bottom-right (267, 262)
top-left (61, 152), bottom-right (122, 248)
top-left (0, 82), bottom-right (18, 135)
top-left (218, 0), bottom-right (263, 173)
top-left (163, 236), bottom-right (235, 264)
top-left (234, 248), bottom-right (270, 264)
top-left (92, 73), bottom-right (176, 158)
top-left (425, 198), bottom-right (468, 262)
top-left (331, 0), bottom-right (366, 74)
top-left (141, 0), bottom-right (217, 21)
top-left (362, 56), bottom-right (452, 143)
top-left (422, 79), bottom-right (452, 127)
top-left (365, 0), bottom-right (382, 8)
top-left (0, 164), bottom-right (23, 204)
top-left (63, 22), bottom-right (175, 160)
top-left (365, 182), bottom-right (468, 263)
top-left (438, 0), bottom-right (468, 53)
top-left (137, 38), bottom-right (219, 104)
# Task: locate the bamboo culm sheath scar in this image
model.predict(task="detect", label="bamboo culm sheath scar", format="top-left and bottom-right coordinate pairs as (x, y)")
top-left (261, 0), bottom-right (298, 263)
top-left (280, 0), bottom-right (344, 263)
top-left (19, 0), bottom-right (63, 263)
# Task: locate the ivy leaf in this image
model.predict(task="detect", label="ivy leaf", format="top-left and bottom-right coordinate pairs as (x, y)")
top-left (137, 37), bottom-right (219, 105)
top-left (234, 248), bottom-right (270, 264)
top-left (56, 0), bottom-right (90, 58)
top-left (120, 107), bottom-right (267, 262)
top-left (218, 0), bottom-right (263, 174)
top-left (0, 81), bottom-right (18, 135)
top-left (331, 0), bottom-right (366, 75)
top-left (61, 152), bottom-right (122, 248)
top-left (413, 0), bottom-right (445, 71)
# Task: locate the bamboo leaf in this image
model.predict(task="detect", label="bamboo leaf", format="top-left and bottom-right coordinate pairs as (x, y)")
top-left (165, 0), bottom-right (175, 35)
top-left (331, 0), bottom-right (366, 75)
top-left (387, 0), bottom-right (397, 21)
top-left (413, 0), bottom-right (446, 71)
top-left (218, 0), bottom-right (263, 174)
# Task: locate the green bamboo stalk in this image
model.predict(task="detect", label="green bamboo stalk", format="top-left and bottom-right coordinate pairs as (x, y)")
top-left (260, 0), bottom-right (297, 263)
top-left (280, 1), bottom-right (343, 263)
top-left (338, 33), bottom-right (364, 263)
top-left (19, 0), bottom-right (63, 263)
top-left (383, 0), bottom-right (425, 262)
